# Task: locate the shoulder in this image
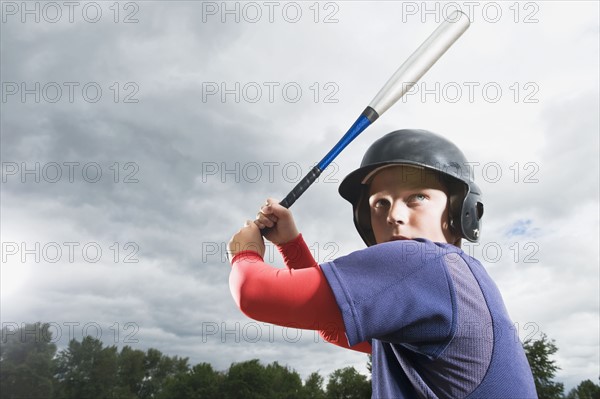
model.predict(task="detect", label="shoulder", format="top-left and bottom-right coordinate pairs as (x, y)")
top-left (334, 238), bottom-right (462, 266)
top-left (321, 239), bottom-right (465, 287)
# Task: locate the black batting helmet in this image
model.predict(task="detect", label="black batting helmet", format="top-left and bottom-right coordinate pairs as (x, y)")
top-left (339, 129), bottom-right (483, 246)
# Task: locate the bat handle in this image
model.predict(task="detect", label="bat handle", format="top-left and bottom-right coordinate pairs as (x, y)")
top-left (260, 165), bottom-right (322, 236)
top-left (279, 165), bottom-right (322, 208)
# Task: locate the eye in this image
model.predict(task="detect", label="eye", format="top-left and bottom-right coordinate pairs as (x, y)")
top-left (371, 198), bottom-right (390, 209)
top-left (408, 193), bottom-right (428, 204)
top-left (375, 198), bottom-right (390, 208)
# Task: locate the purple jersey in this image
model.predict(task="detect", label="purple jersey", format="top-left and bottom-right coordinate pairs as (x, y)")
top-left (320, 239), bottom-right (537, 398)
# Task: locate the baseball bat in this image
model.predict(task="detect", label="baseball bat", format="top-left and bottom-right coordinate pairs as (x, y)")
top-left (276, 11), bottom-right (470, 210)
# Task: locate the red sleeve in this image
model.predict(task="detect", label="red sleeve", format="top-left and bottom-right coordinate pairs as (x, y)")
top-left (229, 250), bottom-right (371, 354)
top-left (276, 234), bottom-right (318, 270)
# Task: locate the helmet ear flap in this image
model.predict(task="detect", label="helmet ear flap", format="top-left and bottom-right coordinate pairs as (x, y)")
top-left (444, 177), bottom-right (466, 236)
top-left (354, 187), bottom-right (377, 247)
top-left (460, 192), bottom-right (484, 242)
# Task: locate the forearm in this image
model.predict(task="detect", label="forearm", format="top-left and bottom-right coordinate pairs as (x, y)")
top-left (276, 233), bottom-right (318, 270)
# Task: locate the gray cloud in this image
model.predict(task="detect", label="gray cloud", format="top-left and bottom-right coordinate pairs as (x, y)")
top-left (2, 1), bottom-right (598, 391)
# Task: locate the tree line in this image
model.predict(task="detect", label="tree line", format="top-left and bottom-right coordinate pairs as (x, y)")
top-left (0, 322), bottom-right (598, 399)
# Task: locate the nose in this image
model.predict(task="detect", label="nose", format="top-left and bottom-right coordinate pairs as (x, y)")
top-left (387, 200), bottom-right (408, 225)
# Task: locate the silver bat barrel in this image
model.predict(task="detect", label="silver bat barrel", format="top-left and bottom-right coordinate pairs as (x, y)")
top-left (369, 10), bottom-right (470, 116)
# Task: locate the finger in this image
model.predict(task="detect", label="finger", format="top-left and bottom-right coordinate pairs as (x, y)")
top-left (260, 203), bottom-right (273, 215)
top-left (258, 208), bottom-right (278, 223)
top-left (256, 212), bottom-right (275, 228)
top-left (265, 203), bottom-right (289, 219)
top-left (250, 216), bottom-right (268, 229)
top-left (262, 198), bottom-right (281, 214)
top-left (261, 204), bottom-right (283, 220)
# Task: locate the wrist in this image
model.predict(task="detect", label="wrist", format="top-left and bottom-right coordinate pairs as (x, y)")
top-left (229, 250), bottom-right (263, 265)
top-left (277, 234), bottom-right (318, 270)
top-left (279, 232), bottom-right (301, 246)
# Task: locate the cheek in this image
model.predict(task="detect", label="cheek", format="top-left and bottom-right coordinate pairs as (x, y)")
top-left (370, 210), bottom-right (388, 230)
top-left (430, 203), bottom-right (452, 233)
top-left (416, 204), bottom-right (448, 227)
top-left (370, 216), bottom-right (389, 244)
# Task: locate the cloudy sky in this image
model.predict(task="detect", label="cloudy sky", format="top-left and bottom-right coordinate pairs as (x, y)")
top-left (1, 0), bottom-right (598, 391)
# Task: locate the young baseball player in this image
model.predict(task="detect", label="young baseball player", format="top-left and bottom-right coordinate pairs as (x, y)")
top-left (228, 129), bottom-right (537, 398)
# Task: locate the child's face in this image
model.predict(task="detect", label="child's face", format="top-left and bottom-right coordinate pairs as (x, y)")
top-left (368, 166), bottom-right (456, 245)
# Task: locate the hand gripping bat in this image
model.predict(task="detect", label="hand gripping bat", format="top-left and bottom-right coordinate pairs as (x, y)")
top-left (275, 10), bottom-right (470, 210)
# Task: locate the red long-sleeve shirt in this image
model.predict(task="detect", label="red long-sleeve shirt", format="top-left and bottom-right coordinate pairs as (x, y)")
top-left (229, 234), bottom-right (371, 354)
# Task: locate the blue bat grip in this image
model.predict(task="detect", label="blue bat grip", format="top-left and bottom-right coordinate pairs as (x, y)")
top-left (274, 107), bottom-right (378, 211)
top-left (261, 108), bottom-right (379, 235)
top-left (317, 114), bottom-right (373, 170)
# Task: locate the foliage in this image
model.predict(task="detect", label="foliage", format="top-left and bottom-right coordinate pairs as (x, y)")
top-left (566, 379), bottom-right (600, 399)
top-left (54, 336), bottom-right (119, 398)
top-left (2, 322), bottom-right (597, 399)
top-left (1, 322), bottom-right (57, 399)
top-left (158, 362), bottom-right (223, 399)
top-left (523, 333), bottom-right (564, 399)
top-left (325, 366), bottom-right (371, 399)
top-left (303, 372), bottom-right (326, 399)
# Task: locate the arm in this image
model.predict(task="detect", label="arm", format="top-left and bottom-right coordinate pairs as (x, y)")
top-left (229, 248), bottom-right (371, 354)
top-left (277, 234), bottom-right (318, 270)
top-left (228, 203), bottom-right (371, 354)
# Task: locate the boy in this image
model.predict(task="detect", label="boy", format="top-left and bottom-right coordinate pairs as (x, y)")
top-left (228, 129), bottom-right (537, 398)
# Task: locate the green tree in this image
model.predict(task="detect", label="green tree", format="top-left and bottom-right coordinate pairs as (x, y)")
top-left (219, 359), bottom-right (306, 399)
top-left (325, 366), bottom-right (371, 399)
top-left (114, 346), bottom-right (147, 399)
top-left (158, 362), bottom-right (222, 399)
top-left (264, 361), bottom-right (303, 399)
top-left (54, 336), bottom-right (119, 399)
top-left (523, 333), bottom-right (564, 399)
top-left (138, 348), bottom-right (189, 399)
top-left (566, 379), bottom-right (600, 399)
top-left (221, 359), bottom-right (270, 399)
top-left (0, 322), bottom-right (57, 399)
top-left (302, 372), bottom-right (326, 399)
